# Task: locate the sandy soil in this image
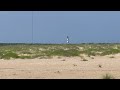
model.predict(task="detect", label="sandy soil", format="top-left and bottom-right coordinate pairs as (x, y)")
top-left (0, 55), bottom-right (120, 79)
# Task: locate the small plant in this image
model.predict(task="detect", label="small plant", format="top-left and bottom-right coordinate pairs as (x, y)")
top-left (61, 59), bottom-right (66, 61)
top-left (19, 56), bottom-right (32, 59)
top-left (91, 57), bottom-right (94, 59)
top-left (88, 55), bottom-right (91, 57)
top-left (98, 64), bottom-right (102, 68)
top-left (80, 55), bottom-right (88, 61)
top-left (55, 71), bottom-right (60, 73)
top-left (109, 56), bottom-right (115, 58)
top-left (73, 64), bottom-right (77, 66)
top-left (82, 58), bottom-right (88, 61)
top-left (58, 56), bottom-right (62, 59)
top-left (102, 73), bottom-right (115, 79)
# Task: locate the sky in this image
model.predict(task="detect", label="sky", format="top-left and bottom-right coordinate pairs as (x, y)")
top-left (0, 11), bottom-right (120, 44)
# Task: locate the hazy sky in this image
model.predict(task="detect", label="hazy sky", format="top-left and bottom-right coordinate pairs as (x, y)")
top-left (0, 11), bottom-right (120, 43)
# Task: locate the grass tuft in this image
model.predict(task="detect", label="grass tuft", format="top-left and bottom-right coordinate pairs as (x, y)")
top-left (102, 73), bottom-right (115, 79)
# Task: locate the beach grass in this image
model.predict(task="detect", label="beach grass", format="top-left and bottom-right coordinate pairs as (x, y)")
top-left (0, 43), bottom-right (120, 59)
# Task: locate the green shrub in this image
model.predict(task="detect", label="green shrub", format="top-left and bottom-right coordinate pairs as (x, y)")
top-left (43, 49), bottom-right (80, 57)
top-left (101, 49), bottom-right (120, 56)
top-left (1, 51), bottom-right (19, 59)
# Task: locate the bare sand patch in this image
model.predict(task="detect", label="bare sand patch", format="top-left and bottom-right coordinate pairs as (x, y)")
top-left (0, 55), bottom-right (120, 79)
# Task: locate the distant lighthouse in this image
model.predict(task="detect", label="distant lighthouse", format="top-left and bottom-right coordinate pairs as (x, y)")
top-left (67, 36), bottom-right (69, 44)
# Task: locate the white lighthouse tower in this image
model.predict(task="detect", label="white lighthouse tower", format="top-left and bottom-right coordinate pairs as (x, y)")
top-left (67, 36), bottom-right (69, 44)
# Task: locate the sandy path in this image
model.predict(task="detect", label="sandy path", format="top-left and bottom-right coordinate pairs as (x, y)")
top-left (0, 56), bottom-right (120, 79)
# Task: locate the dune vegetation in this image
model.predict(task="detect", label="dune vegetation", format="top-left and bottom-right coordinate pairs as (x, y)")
top-left (0, 43), bottom-right (120, 59)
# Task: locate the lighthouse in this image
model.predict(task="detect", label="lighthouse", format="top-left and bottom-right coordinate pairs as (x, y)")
top-left (67, 36), bottom-right (69, 44)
